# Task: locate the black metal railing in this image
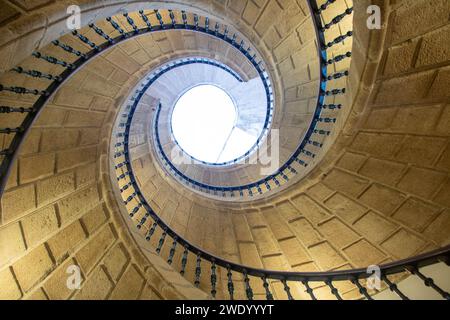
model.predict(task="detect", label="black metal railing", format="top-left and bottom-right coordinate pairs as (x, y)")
top-left (0, 8), bottom-right (275, 194)
top-left (0, 2), bottom-right (350, 199)
top-left (112, 2), bottom-right (450, 299)
top-left (1, 1), bottom-right (449, 300)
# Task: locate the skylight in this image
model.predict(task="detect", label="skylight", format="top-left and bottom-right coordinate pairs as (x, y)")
top-left (171, 84), bottom-right (257, 164)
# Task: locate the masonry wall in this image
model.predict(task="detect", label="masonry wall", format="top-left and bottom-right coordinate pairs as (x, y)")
top-left (0, 0), bottom-right (449, 301)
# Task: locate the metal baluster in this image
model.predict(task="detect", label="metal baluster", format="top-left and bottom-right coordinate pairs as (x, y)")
top-left (123, 13), bottom-right (138, 33)
top-left (136, 211), bottom-right (149, 228)
top-left (12, 66), bottom-right (61, 81)
top-left (194, 253), bottom-right (202, 287)
top-left (0, 106), bottom-right (34, 113)
top-left (89, 23), bottom-right (114, 43)
top-left (167, 237), bottom-right (177, 265)
top-left (227, 266), bottom-right (234, 300)
top-left (32, 52), bottom-right (75, 69)
top-left (321, 8), bottom-right (353, 31)
top-left (138, 10), bottom-right (153, 30)
top-left (180, 246), bottom-right (189, 275)
top-left (316, 0), bottom-right (336, 14)
top-left (408, 266), bottom-right (450, 300)
top-left (154, 10), bottom-right (164, 28)
top-left (52, 40), bottom-right (87, 58)
top-left (145, 221), bottom-right (158, 241)
top-left (156, 229), bottom-right (167, 254)
top-left (382, 275), bottom-right (409, 300)
top-left (325, 52), bottom-right (352, 65)
top-left (106, 17), bottom-right (125, 36)
top-left (262, 276), bottom-right (274, 300)
top-left (351, 278), bottom-right (373, 300)
top-left (72, 30), bottom-right (99, 50)
top-left (181, 11), bottom-right (188, 28)
top-left (282, 279), bottom-right (294, 300)
top-left (210, 261), bottom-right (217, 298)
top-left (325, 280), bottom-right (342, 300)
top-left (0, 128), bottom-right (23, 134)
top-left (0, 84), bottom-right (47, 96)
top-left (168, 10), bottom-right (176, 27)
top-left (302, 280), bottom-right (317, 300)
top-left (243, 270), bottom-right (254, 300)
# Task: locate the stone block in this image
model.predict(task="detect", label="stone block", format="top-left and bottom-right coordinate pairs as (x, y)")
top-left (0, 267), bottom-right (22, 300)
top-left (289, 218), bottom-right (321, 247)
top-left (308, 242), bottom-right (346, 270)
top-left (21, 205), bottom-right (58, 248)
top-left (323, 169), bottom-right (369, 198)
top-left (392, 198), bottom-right (440, 232)
top-left (37, 172), bottom-right (75, 206)
top-left (13, 245), bottom-right (54, 292)
top-left (336, 152), bottom-right (366, 172)
top-left (382, 229), bottom-right (426, 259)
top-left (353, 211), bottom-right (397, 244)
top-left (397, 167), bottom-right (446, 198)
top-left (19, 153), bottom-right (55, 184)
top-left (359, 157), bottom-right (405, 185)
top-left (81, 204), bottom-right (108, 235)
top-left (359, 184), bottom-right (406, 216)
top-left (103, 243), bottom-right (129, 282)
top-left (317, 218), bottom-right (359, 248)
top-left (109, 265), bottom-right (144, 300)
top-left (1, 184), bottom-right (36, 223)
top-left (416, 25), bottom-right (450, 67)
top-left (73, 266), bottom-right (113, 300)
top-left (47, 221), bottom-right (86, 262)
top-left (343, 240), bottom-right (386, 267)
top-left (75, 224), bottom-right (115, 274)
top-left (57, 146), bottom-right (97, 172)
top-left (423, 210), bottom-right (450, 245)
top-left (44, 259), bottom-right (81, 300)
top-left (325, 193), bottom-right (367, 223)
top-left (252, 227), bottom-right (280, 257)
top-left (57, 184), bottom-right (100, 225)
top-left (0, 222), bottom-right (26, 268)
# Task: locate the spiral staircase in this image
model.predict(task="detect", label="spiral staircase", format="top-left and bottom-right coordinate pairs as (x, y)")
top-left (0, 0), bottom-right (449, 300)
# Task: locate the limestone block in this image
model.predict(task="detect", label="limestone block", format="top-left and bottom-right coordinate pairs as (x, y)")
top-left (397, 167), bottom-right (446, 198)
top-left (308, 242), bottom-right (346, 270)
top-left (13, 244), bottom-right (54, 292)
top-left (359, 184), bottom-right (406, 216)
top-left (43, 258), bottom-right (82, 300)
top-left (323, 169), bottom-right (369, 198)
top-left (381, 229), bottom-right (426, 259)
top-left (1, 184), bottom-right (36, 223)
top-left (317, 217), bottom-right (359, 249)
top-left (353, 211), bottom-right (397, 244)
top-left (75, 224), bottom-right (116, 274)
top-left (37, 172), bottom-right (75, 206)
top-left (0, 267), bottom-right (22, 300)
top-left (81, 204), bottom-right (108, 235)
top-left (47, 221), bottom-right (86, 262)
top-left (21, 205), bottom-right (58, 248)
top-left (0, 222), bottom-right (26, 268)
top-left (343, 240), bottom-right (386, 267)
top-left (109, 264), bottom-right (145, 300)
top-left (392, 198), bottom-right (440, 232)
top-left (19, 153), bottom-right (55, 184)
top-left (73, 266), bottom-right (113, 300)
top-left (359, 157), bottom-right (405, 185)
top-left (58, 182), bottom-right (99, 224)
top-left (324, 193), bottom-right (367, 223)
top-left (103, 243), bottom-right (129, 282)
top-left (289, 218), bottom-right (322, 247)
top-left (423, 210), bottom-right (450, 245)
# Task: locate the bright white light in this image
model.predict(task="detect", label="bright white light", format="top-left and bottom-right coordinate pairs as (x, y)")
top-left (171, 84), bottom-right (256, 164)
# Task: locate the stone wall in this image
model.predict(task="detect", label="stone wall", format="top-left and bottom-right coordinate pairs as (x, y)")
top-left (0, 0), bottom-right (449, 301)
